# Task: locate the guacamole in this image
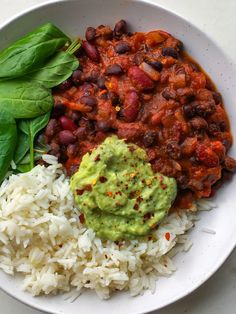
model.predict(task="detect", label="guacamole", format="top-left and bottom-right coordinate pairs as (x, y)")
top-left (70, 136), bottom-right (177, 241)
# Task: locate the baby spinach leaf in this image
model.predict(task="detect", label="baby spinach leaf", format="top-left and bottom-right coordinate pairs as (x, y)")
top-left (0, 23), bottom-right (70, 78)
top-left (14, 130), bottom-right (29, 165)
top-left (0, 80), bottom-right (53, 118)
top-left (19, 112), bottom-right (50, 169)
top-left (26, 51), bottom-right (79, 88)
top-left (0, 110), bottom-right (17, 182)
top-left (16, 163), bottom-right (31, 173)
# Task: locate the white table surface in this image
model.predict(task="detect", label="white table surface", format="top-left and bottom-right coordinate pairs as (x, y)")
top-left (0, 0), bottom-right (235, 313)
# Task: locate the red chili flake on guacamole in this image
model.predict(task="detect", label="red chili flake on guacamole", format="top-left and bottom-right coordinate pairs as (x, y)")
top-left (76, 189), bottom-right (84, 195)
top-left (165, 232), bottom-right (170, 241)
top-left (79, 213), bottom-right (85, 224)
top-left (99, 176), bottom-right (107, 183)
top-left (84, 184), bottom-right (92, 192)
top-left (133, 203), bottom-right (139, 210)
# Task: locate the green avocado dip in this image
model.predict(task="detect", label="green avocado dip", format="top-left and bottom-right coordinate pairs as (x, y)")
top-left (70, 136), bottom-right (177, 241)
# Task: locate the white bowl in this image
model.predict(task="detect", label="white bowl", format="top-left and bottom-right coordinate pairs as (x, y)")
top-left (0, 1), bottom-right (236, 314)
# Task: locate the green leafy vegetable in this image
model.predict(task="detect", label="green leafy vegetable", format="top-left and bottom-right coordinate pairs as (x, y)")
top-left (26, 51), bottom-right (79, 88)
top-left (0, 23), bottom-right (82, 178)
top-left (19, 112), bottom-right (50, 169)
top-left (0, 23), bottom-right (69, 78)
top-left (14, 130), bottom-right (29, 165)
top-left (66, 38), bottom-right (81, 55)
top-left (0, 110), bottom-right (17, 182)
top-left (16, 163), bottom-right (31, 173)
top-left (0, 80), bottom-right (53, 118)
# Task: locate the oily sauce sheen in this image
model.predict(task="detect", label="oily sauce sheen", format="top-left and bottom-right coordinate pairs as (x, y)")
top-left (44, 20), bottom-right (236, 209)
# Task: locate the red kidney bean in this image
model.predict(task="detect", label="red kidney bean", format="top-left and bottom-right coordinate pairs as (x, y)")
top-left (162, 47), bottom-right (178, 59)
top-left (114, 42), bottom-right (131, 54)
top-left (67, 144), bottom-right (78, 157)
top-left (74, 126), bottom-right (87, 140)
top-left (58, 130), bottom-right (76, 145)
top-left (196, 144), bottom-right (219, 167)
top-left (114, 20), bottom-right (127, 37)
top-left (45, 119), bottom-right (60, 140)
top-left (106, 64), bottom-right (123, 75)
top-left (122, 90), bottom-right (140, 122)
top-left (80, 96), bottom-right (97, 109)
top-left (85, 27), bottom-right (96, 41)
top-left (49, 142), bottom-right (60, 155)
top-left (82, 41), bottom-right (100, 62)
top-left (59, 116), bottom-right (77, 131)
top-left (128, 66), bottom-right (154, 91)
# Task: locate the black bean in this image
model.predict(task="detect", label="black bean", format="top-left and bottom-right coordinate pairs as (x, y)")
top-left (162, 87), bottom-right (177, 100)
top-left (52, 104), bottom-right (66, 118)
top-left (106, 64), bottom-right (123, 75)
top-left (208, 122), bottom-right (220, 136)
top-left (97, 76), bottom-right (106, 89)
top-left (195, 100), bottom-right (216, 117)
top-left (162, 47), bottom-right (178, 59)
top-left (85, 27), bottom-right (96, 41)
top-left (115, 42), bottom-right (131, 54)
top-left (84, 69), bottom-right (99, 82)
top-left (58, 79), bottom-right (72, 90)
top-left (96, 120), bottom-right (111, 131)
top-left (166, 141), bottom-right (182, 159)
top-left (223, 156), bottom-right (236, 172)
top-left (190, 117), bottom-right (208, 131)
top-left (80, 96), bottom-right (98, 108)
top-left (58, 130), bottom-right (76, 145)
top-left (177, 175), bottom-right (189, 189)
top-left (183, 103), bottom-right (196, 118)
top-left (114, 20), bottom-right (127, 37)
top-left (109, 91), bottom-right (120, 105)
top-left (70, 111), bottom-right (81, 122)
top-left (143, 131), bottom-right (157, 147)
top-left (72, 70), bottom-right (84, 85)
top-left (219, 121), bottom-right (227, 131)
top-left (145, 60), bottom-right (163, 72)
top-left (212, 91), bottom-right (222, 104)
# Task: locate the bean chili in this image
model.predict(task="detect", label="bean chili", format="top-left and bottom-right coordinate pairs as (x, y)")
top-left (45, 20), bottom-right (236, 209)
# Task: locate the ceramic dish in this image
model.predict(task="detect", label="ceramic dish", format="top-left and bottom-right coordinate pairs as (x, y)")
top-left (0, 1), bottom-right (235, 313)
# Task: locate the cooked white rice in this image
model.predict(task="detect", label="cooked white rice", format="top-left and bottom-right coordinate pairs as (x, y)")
top-left (0, 155), bottom-right (200, 299)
